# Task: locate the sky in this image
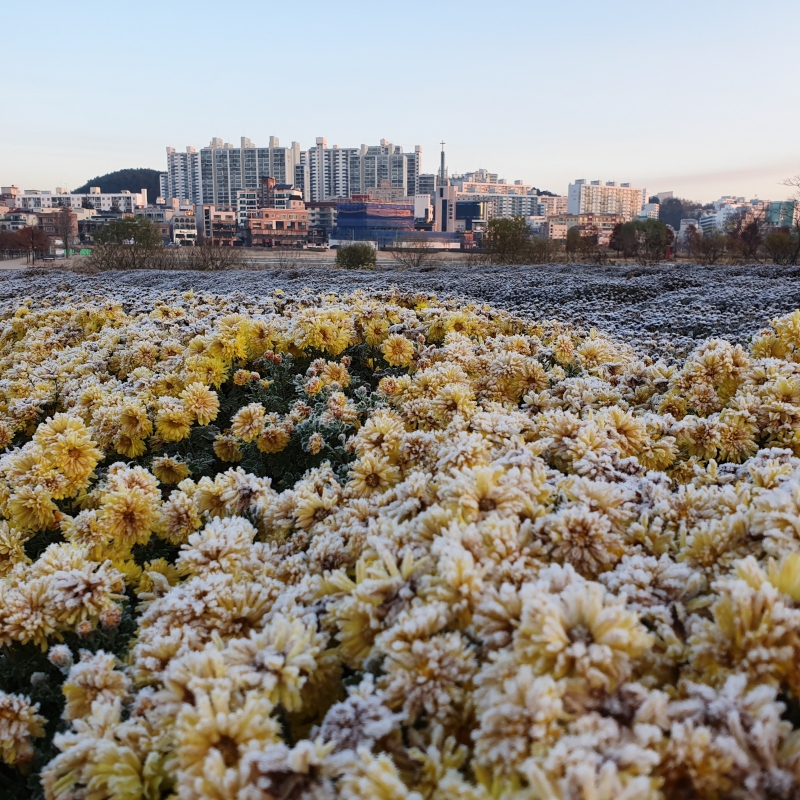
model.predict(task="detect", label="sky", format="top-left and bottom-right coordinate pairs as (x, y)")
top-left (1, 0), bottom-right (799, 203)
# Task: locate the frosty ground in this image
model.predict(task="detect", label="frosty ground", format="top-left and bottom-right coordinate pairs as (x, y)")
top-left (2, 261), bottom-right (797, 358)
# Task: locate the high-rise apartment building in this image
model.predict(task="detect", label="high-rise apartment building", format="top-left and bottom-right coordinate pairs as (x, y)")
top-left (166, 136), bottom-right (421, 205)
top-left (449, 172), bottom-right (567, 220)
top-left (166, 137), bottom-right (302, 206)
top-left (536, 195), bottom-right (568, 216)
top-left (302, 138), bottom-right (421, 202)
top-left (165, 147), bottom-right (201, 205)
top-left (567, 180), bottom-right (645, 222)
top-left (418, 174), bottom-right (437, 199)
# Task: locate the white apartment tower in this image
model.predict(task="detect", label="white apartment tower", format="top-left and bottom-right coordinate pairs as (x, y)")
top-left (165, 147), bottom-right (201, 205)
top-left (567, 180), bottom-right (646, 222)
top-left (166, 137), bottom-right (302, 206)
top-left (303, 138), bottom-right (422, 202)
top-left (166, 136), bottom-right (422, 205)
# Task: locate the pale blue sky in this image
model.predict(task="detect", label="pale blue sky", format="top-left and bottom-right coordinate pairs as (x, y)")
top-left (1, 0), bottom-right (798, 202)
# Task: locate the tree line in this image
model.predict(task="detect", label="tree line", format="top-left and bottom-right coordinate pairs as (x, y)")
top-left (0, 227), bottom-right (52, 263)
top-left (479, 209), bottom-right (800, 267)
top-left (85, 217), bottom-right (245, 271)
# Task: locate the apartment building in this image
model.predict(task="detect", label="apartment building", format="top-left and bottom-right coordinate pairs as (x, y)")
top-left (167, 137), bottom-right (303, 207)
top-left (452, 174), bottom-right (531, 196)
top-left (164, 135), bottom-right (422, 205)
top-left (567, 180), bottom-right (645, 222)
top-left (537, 195), bottom-right (568, 216)
top-left (544, 212), bottom-right (620, 244)
top-left (449, 171), bottom-right (567, 220)
top-left (14, 187), bottom-right (147, 212)
top-left (418, 173), bottom-right (437, 199)
top-left (293, 138), bottom-right (423, 202)
top-left (639, 203), bottom-right (660, 220)
top-left (164, 147), bottom-right (201, 205)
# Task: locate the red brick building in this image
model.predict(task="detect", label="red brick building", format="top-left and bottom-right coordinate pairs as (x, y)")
top-left (245, 201), bottom-right (308, 247)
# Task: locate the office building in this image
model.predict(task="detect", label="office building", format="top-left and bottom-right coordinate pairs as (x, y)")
top-left (331, 201), bottom-right (415, 246)
top-left (567, 180), bottom-right (645, 222)
top-left (766, 200), bottom-right (798, 227)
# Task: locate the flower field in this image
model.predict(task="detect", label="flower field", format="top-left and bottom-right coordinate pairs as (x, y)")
top-left (2, 282), bottom-right (800, 799)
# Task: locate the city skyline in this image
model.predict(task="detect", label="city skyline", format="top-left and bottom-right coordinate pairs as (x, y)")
top-left (1, 0), bottom-right (799, 203)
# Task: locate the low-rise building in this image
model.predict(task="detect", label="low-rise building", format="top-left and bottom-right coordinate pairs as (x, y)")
top-left (639, 203), bottom-right (660, 220)
top-left (15, 187), bottom-right (148, 212)
top-left (244, 205), bottom-right (308, 247)
top-left (236, 190), bottom-right (259, 228)
top-left (454, 200), bottom-right (488, 232)
top-left (198, 206), bottom-right (237, 245)
top-left (78, 213), bottom-right (125, 243)
top-left (306, 202), bottom-right (338, 245)
top-left (333, 200), bottom-right (416, 246)
top-left (526, 215), bottom-right (548, 235)
top-left (0, 211), bottom-right (39, 231)
top-left (35, 210), bottom-right (78, 246)
top-left (172, 214), bottom-right (197, 245)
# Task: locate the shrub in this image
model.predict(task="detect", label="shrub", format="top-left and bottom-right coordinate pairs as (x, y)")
top-left (335, 242), bottom-right (377, 269)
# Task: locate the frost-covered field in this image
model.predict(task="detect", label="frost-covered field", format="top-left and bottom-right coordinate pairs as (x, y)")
top-left (2, 261), bottom-right (799, 357)
top-left (3, 269), bottom-right (800, 798)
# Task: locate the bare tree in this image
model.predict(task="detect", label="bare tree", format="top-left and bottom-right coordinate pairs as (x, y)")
top-left (15, 226), bottom-right (51, 265)
top-left (779, 175), bottom-right (800, 265)
top-left (55, 207), bottom-right (74, 261)
top-left (273, 248), bottom-right (300, 271)
top-left (688, 229), bottom-right (727, 265)
top-left (527, 236), bottom-right (561, 264)
top-left (182, 243), bottom-right (246, 270)
top-left (389, 235), bottom-right (439, 269)
top-left (725, 210), bottom-right (764, 264)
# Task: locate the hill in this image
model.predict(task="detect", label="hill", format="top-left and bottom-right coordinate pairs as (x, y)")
top-left (73, 168), bottom-right (162, 202)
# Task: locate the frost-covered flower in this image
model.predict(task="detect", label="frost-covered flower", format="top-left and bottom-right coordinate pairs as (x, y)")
top-left (0, 691), bottom-right (45, 766)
